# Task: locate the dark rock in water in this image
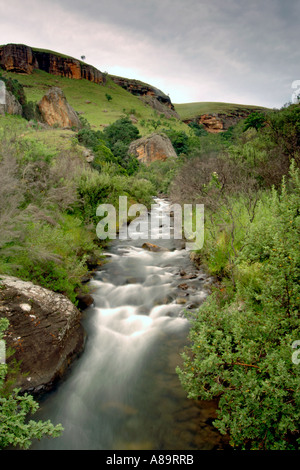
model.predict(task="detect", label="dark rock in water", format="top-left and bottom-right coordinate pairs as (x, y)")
top-left (0, 275), bottom-right (85, 395)
top-left (178, 283), bottom-right (189, 290)
top-left (76, 293), bottom-right (94, 310)
top-left (186, 303), bottom-right (198, 310)
top-left (182, 273), bottom-right (198, 280)
top-left (142, 242), bottom-right (169, 252)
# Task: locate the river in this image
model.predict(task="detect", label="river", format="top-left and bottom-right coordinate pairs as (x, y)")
top-left (32, 198), bottom-right (226, 450)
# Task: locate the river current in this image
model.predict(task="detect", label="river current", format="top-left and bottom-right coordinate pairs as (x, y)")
top-left (32, 198), bottom-right (226, 450)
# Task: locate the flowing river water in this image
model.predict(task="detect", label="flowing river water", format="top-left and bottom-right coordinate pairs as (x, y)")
top-left (33, 198), bottom-right (226, 450)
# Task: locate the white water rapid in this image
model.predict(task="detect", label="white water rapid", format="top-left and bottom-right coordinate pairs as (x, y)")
top-left (32, 198), bottom-right (225, 450)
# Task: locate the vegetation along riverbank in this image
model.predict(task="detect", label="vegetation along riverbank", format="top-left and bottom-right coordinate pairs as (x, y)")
top-left (0, 45), bottom-right (299, 450)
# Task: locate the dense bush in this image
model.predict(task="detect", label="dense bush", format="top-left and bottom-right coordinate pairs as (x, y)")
top-left (174, 102), bottom-right (300, 449)
top-left (76, 117), bottom-right (140, 174)
top-left (177, 164), bottom-right (300, 449)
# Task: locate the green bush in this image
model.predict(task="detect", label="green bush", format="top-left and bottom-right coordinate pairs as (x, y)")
top-left (243, 111), bottom-right (266, 132)
top-left (1, 214), bottom-right (99, 303)
top-left (76, 127), bottom-right (102, 149)
top-left (177, 163), bottom-right (300, 449)
top-left (102, 116), bottom-right (140, 147)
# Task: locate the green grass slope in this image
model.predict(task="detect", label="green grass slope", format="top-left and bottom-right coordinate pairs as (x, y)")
top-left (174, 101), bottom-right (269, 120)
top-left (1, 68), bottom-right (187, 135)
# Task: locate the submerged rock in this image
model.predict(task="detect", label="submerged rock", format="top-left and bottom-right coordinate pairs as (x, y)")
top-left (142, 242), bottom-right (169, 252)
top-left (0, 275), bottom-right (85, 395)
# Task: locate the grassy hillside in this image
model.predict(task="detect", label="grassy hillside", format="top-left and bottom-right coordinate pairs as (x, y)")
top-left (175, 101), bottom-right (269, 120)
top-left (1, 68), bottom-right (187, 135)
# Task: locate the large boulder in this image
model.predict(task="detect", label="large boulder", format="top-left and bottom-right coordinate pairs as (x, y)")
top-left (128, 132), bottom-right (177, 165)
top-left (0, 88), bottom-right (23, 116)
top-left (37, 87), bottom-right (82, 129)
top-left (0, 276), bottom-right (85, 395)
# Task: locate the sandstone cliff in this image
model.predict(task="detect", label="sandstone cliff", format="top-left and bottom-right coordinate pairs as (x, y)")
top-left (0, 44), bottom-right (177, 118)
top-left (111, 75), bottom-right (179, 118)
top-left (0, 43), bottom-right (103, 84)
top-left (0, 276), bottom-right (85, 395)
top-left (129, 132), bottom-right (177, 165)
top-left (184, 108), bottom-right (266, 133)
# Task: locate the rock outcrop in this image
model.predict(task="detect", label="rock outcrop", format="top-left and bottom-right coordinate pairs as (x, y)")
top-left (128, 133), bottom-right (177, 165)
top-left (109, 76), bottom-right (179, 119)
top-left (0, 43), bottom-right (104, 84)
top-left (0, 275), bottom-right (85, 395)
top-left (199, 114), bottom-right (224, 133)
top-left (38, 87), bottom-right (82, 129)
top-left (0, 43), bottom-right (36, 74)
top-left (0, 44), bottom-right (179, 118)
top-left (140, 94), bottom-right (180, 119)
top-left (111, 76), bottom-right (174, 108)
top-left (33, 49), bottom-right (103, 84)
top-left (184, 108), bottom-right (266, 133)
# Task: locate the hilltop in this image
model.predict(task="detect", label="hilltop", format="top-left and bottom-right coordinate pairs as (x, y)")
top-left (175, 101), bottom-right (270, 133)
top-left (0, 43), bottom-right (182, 133)
top-left (0, 43), bottom-right (269, 134)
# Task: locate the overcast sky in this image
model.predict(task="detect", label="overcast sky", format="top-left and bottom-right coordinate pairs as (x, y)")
top-left (0, 0), bottom-right (299, 108)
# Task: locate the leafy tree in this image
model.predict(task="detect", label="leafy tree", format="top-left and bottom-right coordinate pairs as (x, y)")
top-left (76, 128), bottom-right (103, 150)
top-left (266, 104), bottom-right (300, 165)
top-left (102, 117), bottom-right (140, 173)
top-left (164, 129), bottom-right (190, 155)
top-left (102, 117), bottom-right (140, 147)
top-left (243, 112), bottom-right (266, 132)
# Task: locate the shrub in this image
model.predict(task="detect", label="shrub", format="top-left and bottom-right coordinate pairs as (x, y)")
top-left (176, 163), bottom-right (300, 449)
top-left (102, 117), bottom-right (140, 147)
top-left (243, 111), bottom-right (266, 132)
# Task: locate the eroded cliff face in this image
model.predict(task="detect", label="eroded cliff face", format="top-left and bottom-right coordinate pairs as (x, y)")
top-left (0, 43), bottom-right (104, 84)
top-left (109, 76), bottom-right (179, 118)
top-left (0, 43), bottom-right (36, 74)
top-left (184, 108), bottom-right (265, 133)
top-left (0, 44), bottom-right (177, 117)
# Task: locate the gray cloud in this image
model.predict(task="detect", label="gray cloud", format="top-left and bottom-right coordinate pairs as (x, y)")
top-left (0, 0), bottom-right (299, 107)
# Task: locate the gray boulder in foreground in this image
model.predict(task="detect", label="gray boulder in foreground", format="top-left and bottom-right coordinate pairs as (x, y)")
top-left (0, 275), bottom-right (85, 395)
